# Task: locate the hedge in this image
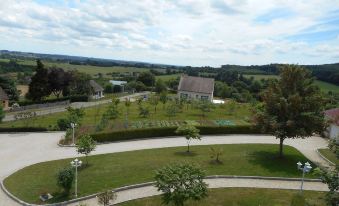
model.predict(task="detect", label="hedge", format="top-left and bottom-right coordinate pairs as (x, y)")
top-left (0, 127), bottom-right (48, 132)
top-left (17, 95), bottom-right (89, 106)
top-left (91, 125), bottom-right (261, 143)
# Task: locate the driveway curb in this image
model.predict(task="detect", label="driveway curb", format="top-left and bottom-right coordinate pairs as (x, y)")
top-left (0, 175), bottom-right (322, 206)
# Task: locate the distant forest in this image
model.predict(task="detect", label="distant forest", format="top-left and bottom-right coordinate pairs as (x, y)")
top-left (1, 50), bottom-right (338, 86)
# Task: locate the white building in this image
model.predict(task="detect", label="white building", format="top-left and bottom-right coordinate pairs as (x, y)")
top-left (177, 75), bottom-right (214, 101)
top-left (109, 80), bottom-right (127, 92)
top-left (324, 108), bottom-right (339, 141)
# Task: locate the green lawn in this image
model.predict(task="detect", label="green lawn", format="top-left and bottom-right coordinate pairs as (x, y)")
top-left (318, 148), bottom-right (339, 165)
top-left (119, 188), bottom-right (326, 206)
top-left (244, 74), bottom-right (339, 93)
top-left (155, 73), bottom-right (181, 81)
top-left (0, 101), bottom-right (251, 130)
top-left (4, 144), bottom-right (315, 204)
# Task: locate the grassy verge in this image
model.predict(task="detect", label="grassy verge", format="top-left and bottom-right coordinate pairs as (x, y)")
top-left (318, 148), bottom-right (338, 165)
top-left (4, 144), bottom-right (316, 204)
top-left (119, 188), bottom-right (326, 206)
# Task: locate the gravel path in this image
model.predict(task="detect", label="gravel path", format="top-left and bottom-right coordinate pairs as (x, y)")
top-left (0, 133), bottom-right (330, 205)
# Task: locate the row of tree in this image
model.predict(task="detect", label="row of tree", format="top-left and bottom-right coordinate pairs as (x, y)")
top-left (27, 60), bottom-right (92, 101)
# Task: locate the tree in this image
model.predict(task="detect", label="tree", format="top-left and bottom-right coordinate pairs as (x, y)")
top-left (137, 71), bottom-right (155, 87)
top-left (226, 100), bottom-right (237, 115)
top-left (149, 95), bottom-right (159, 113)
top-left (97, 190), bottom-right (117, 206)
top-left (139, 105), bottom-right (150, 118)
top-left (315, 167), bottom-right (338, 205)
top-left (124, 98), bottom-right (131, 128)
top-left (0, 76), bottom-right (19, 101)
top-left (76, 134), bottom-right (96, 165)
top-left (48, 67), bottom-right (66, 98)
top-left (159, 91), bottom-right (168, 109)
top-left (27, 60), bottom-right (50, 101)
top-left (155, 79), bottom-right (167, 93)
top-left (0, 106), bottom-right (4, 123)
top-left (197, 100), bottom-right (214, 118)
top-left (209, 147), bottom-right (223, 164)
top-left (166, 102), bottom-right (179, 119)
top-left (254, 65), bottom-right (325, 158)
top-left (175, 124), bottom-right (200, 152)
top-left (57, 167), bottom-right (74, 195)
top-left (155, 163), bottom-right (208, 206)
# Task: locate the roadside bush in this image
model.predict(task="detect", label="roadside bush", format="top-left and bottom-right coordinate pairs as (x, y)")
top-left (0, 127), bottom-right (48, 132)
top-left (91, 125), bottom-right (261, 142)
top-left (16, 95), bottom-right (88, 106)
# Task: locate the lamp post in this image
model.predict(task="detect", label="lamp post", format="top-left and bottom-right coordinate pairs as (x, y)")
top-left (70, 123), bottom-right (77, 145)
top-left (71, 158), bottom-right (82, 198)
top-left (297, 161), bottom-right (312, 192)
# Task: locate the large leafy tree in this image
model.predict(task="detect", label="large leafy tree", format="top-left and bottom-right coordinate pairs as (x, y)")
top-left (27, 60), bottom-right (50, 101)
top-left (48, 67), bottom-right (67, 98)
top-left (175, 124), bottom-right (201, 153)
top-left (155, 163), bottom-right (208, 206)
top-left (254, 65), bottom-right (325, 157)
top-left (137, 71), bottom-right (155, 87)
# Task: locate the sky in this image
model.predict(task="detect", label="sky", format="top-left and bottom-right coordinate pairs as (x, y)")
top-left (0, 0), bottom-right (339, 67)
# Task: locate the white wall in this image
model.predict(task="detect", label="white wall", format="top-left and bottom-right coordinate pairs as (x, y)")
top-left (177, 91), bottom-right (213, 101)
top-left (328, 124), bottom-right (339, 141)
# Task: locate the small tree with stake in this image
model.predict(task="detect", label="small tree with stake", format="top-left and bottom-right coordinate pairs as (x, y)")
top-left (97, 190), bottom-right (117, 206)
top-left (56, 167), bottom-right (74, 195)
top-left (175, 124), bottom-right (200, 153)
top-left (76, 134), bottom-right (96, 166)
top-left (155, 163), bottom-right (208, 206)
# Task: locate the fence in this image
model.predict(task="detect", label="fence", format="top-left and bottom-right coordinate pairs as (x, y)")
top-left (10, 100), bottom-right (70, 112)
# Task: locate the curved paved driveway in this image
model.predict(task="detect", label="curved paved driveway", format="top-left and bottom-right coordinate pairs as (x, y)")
top-left (0, 133), bottom-right (330, 205)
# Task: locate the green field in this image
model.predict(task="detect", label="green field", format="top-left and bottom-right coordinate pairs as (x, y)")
top-left (244, 74), bottom-right (339, 93)
top-left (4, 144), bottom-right (315, 204)
top-left (119, 188), bottom-right (326, 206)
top-left (155, 73), bottom-right (181, 81)
top-left (0, 100), bottom-right (251, 130)
top-left (318, 148), bottom-right (339, 165)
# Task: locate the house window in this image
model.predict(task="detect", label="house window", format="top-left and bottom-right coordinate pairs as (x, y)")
top-left (180, 93), bottom-right (188, 99)
top-left (201, 96), bottom-right (209, 100)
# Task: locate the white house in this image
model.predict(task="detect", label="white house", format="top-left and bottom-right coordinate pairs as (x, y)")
top-left (324, 108), bottom-right (339, 141)
top-left (89, 80), bottom-right (104, 99)
top-left (109, 80), bottom-right (127, 92)
top-left (177, 75), bottom-right (214, 101)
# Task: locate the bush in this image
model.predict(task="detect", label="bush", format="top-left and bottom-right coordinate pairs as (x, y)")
top-left (16, 95), bottom-right (88, 106)
top-left (91, 125), bottom-right (261, 142)
top-left (69, 95), bottom-right (89, 102)
top-left (57, 118), bottom-right (70, 130)
top-left (56, 167), bottom-right (74, 195)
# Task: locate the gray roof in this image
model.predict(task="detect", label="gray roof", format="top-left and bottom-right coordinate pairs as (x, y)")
top-left (178, 75), bottom-right (214, 94)
top-left (89, 80), bottom-right (104, 92)
top-left (0, 87), bottom-right (8, 100)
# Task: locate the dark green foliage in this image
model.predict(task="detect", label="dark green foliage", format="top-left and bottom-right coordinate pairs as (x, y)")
top-left (57, 118), bottom-right (70, 131)
top-left (0, 76), bottom-right (19, 101)
top-left (27, 60), bottom-right (50, 101)
top-left (0, 106), bottom-right (4, 123)
top-left (56, 167), bottom-right (74, 194)
top-left (0, 127), bottom-right (48, 132)
top-left (137, 71), bottom-right (155, 86)
top-left (254, 65), bottom-right (325, 157)
top-left (104, 84), bottom-right (113, 93)
top-left (48, 67), bottom-right (67, 98)
top-left (91, 125), bottom-right (261, 142)
top-left (126, 81), bottom-right (147, 92)
top-left (155, 163), bottom-right (208, 206)
top-left (315, 167), bottom-right (339, 206)
top-left (176, 124), bottom-right (200, 152)
top-left (139, 105), bottom-right (150, 118)
top-left (17, 95), bottom-right (88, 106)
top-left (155, 79), bottom-right (167, 93)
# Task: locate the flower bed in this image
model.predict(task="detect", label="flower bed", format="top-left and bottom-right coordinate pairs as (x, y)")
top-left (130, 120), bottom-right (183, 129)
top-left (214, 120), bottom-right (235, 126)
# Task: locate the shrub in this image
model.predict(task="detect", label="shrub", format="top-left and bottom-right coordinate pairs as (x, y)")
top-left (56, 167), bottom-right (74, 195)
top-left (0, 127), bottom-right (48, 132)
top-left (57, 118), bottom-right (70, 130)
top-left (91, 125), bottom-right (261, 143)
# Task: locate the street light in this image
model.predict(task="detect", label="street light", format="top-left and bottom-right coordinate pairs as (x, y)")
top-left (70, 123), bottom-right (77, 145)
top-left (297, 161), bottom-right (312, 192)
top-left (71, 158), bottom-right (82, 198)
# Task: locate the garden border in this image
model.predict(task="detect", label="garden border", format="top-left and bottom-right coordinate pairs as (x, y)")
top-left (1, 175), bottom-right (322, 206)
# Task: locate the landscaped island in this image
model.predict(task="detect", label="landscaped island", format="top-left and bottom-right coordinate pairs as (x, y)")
top-left (4, 144), bottom-right (315, 204)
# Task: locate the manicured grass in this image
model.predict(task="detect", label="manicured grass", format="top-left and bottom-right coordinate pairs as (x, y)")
top-left (0, 101), bottom-right (251, 130)
top-left (244, 74), bottom-right (339, 93)
top-left (318, 148), bottom-right (339, 165)
top-left (4, 144), bottom-right (316, 204)
top-left (119, 188), bottom-right (326, 206)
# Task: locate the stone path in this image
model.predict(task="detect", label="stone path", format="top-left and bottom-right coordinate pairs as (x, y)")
top-left (0, 133), bottom-right (330, 205)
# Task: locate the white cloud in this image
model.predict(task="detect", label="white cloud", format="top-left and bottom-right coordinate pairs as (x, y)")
top-left (0, 0), bottom-right (338, 66)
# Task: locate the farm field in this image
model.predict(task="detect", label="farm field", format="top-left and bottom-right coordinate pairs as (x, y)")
top-left (155, 73), bottom-right (181, 81)
top-left (119, 188), bottom-right (326, 206)
top-left (244, 74), bottom-right (339, 93)
top-left (3, 144), bottom-right (315, 204)
top-left (0, 100), bottom-right (251, 130)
